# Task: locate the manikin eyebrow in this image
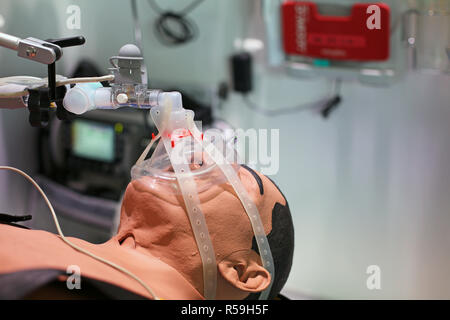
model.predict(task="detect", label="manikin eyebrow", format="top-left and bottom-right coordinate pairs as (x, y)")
top-left (241, 165), bottom-right (264, 195)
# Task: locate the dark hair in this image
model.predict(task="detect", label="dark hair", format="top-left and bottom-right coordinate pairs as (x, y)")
top-left (241, 166), bottom-right (295, 300)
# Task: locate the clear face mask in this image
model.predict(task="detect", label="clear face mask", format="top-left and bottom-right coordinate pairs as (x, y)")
top-left (132, 92), bottom-right (275, 300)
top-left (131, 142), bottom-right (235, 194)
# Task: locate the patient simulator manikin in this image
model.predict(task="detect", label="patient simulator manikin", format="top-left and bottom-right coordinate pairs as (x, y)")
top-left (0, 91), bottom-right (294, 300)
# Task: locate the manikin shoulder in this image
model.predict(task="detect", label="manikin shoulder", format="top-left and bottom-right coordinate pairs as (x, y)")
top-left (0, 224), bottom-right (203, 299)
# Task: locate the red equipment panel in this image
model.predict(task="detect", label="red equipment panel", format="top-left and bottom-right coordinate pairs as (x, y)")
top-left (282, 1), bottom-right (390, 61)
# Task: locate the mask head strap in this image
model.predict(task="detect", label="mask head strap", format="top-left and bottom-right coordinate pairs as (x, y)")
top-left (134, 92), bottom-right (274, 300)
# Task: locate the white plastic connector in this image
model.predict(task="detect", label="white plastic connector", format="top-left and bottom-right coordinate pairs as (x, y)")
top-left (63, 82), bottom-right (103, 115)
top-left (116, 93), bottom-right (128, 104)
top-left (94, 87), bottom-right (114, 108)
top-left (159, 91), bottom-right (182, 110)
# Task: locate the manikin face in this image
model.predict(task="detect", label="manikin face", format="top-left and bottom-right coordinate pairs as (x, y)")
top-left (117, 165), bottom-right (286, 299)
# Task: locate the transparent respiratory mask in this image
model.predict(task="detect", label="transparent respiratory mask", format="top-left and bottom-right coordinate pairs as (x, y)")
top-left (131, 93), bottom-right (275, 300)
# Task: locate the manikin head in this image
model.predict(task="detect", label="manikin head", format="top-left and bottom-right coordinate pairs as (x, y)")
top-left (116, 162), bottom-right (294, 300)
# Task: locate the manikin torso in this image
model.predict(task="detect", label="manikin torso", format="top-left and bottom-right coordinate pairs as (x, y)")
top-left (0, 224), bottom-right (202, 299)
top-left (0, 167), bottom-right (284, 300)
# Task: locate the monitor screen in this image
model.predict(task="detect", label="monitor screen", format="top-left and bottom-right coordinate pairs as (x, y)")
top-left (72, 120), bottom-right (115, 162)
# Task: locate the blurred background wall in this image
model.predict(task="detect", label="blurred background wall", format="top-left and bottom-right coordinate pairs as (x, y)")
top-left (0, 0), bottom-right (449, 299)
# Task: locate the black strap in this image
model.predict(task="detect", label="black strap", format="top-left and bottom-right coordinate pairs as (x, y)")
top-left (241, 165), bottom-right (264, 195)
top-left (0, 213), bottom-right (32, 223)
top-left (0, 214), bottom-right (32, 230)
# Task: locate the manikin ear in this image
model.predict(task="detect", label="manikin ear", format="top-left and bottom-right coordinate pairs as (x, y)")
top-left (218, 250), bottom-right (271, 293)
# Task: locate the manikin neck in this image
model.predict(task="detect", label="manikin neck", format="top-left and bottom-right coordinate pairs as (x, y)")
top-left (112, 231), bottom-right (205, 300)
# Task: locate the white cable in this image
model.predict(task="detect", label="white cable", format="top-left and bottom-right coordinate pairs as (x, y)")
top-left (0, 166), bottom-right (160, 300)
top-left (0, 76), bottom-right (43, 83)
top-left (131, 0), bottom-right (148, 85)
top-left (0, 90), bottom-right (28, 98)
top-left (55, 75), bottom-right (115, 86)
top-left (0, 75), bottom-right (115, 98)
